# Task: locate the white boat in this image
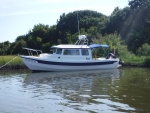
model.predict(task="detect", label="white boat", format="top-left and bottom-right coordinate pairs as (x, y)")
top-left (20, 35), bottom-right (120, 72)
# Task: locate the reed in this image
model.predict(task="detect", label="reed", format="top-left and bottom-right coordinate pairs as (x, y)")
top-left (0, 55), bottom-right (27, 69)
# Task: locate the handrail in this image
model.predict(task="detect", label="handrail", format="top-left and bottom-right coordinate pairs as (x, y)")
top-left (23, 47), bottom-right (42, 56)
top-left (75, 35), bottom-right (89, 45)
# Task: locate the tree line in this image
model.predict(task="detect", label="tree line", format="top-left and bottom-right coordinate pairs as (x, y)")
top-left (0, 0), bottom-right (150, 57)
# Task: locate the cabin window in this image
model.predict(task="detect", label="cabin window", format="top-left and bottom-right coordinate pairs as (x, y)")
top-left (63, 49), bottom-right (80, 55)
top-left (52, 48), bottom-right (62, 54)
top-left (56, 49), bottom-right (62, 54)
top-left (81, 49), bottom-right (89, 56)
top-left (52, 48), bottom-right (57, 54)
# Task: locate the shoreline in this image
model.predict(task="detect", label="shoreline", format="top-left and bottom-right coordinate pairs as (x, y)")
top-left (122, 64), bottom-right (149, 68)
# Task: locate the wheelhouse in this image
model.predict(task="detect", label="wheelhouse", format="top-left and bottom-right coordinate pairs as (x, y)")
top-left (51, 45), bottom-right (91, 56)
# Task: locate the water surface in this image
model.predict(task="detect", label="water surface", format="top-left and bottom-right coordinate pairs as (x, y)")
top-left (0, 68), bottom-right (150, 113)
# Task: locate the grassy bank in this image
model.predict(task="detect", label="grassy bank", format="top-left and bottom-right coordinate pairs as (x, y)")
top-left (122, 55), bottom-right (150, 67)
top-left (0, 56), bottom-right (27, 70)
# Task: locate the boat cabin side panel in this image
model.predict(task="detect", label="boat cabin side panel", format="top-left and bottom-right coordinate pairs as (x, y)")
top-left (48, 48), bottom-right (92, 61)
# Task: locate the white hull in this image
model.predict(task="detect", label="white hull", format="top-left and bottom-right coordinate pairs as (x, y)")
top-left (21, 56), bottom-right (119, 72)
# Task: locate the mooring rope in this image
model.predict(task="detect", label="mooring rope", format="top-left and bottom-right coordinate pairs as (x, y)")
top-left (0, 56), bottom-right (18, 69)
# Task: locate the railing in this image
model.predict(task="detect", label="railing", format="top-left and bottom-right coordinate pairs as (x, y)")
top-left (75, 35), bottom-right (89, 45)
top-left (23, 48), bottom-right (42, 56)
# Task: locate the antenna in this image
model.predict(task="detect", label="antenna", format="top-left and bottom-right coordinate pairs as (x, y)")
top-left (77, 11), bottom-right (80, 36)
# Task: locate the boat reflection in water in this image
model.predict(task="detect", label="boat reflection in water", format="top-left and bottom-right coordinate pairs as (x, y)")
top-left (24, 69), bottom-right (135, 113)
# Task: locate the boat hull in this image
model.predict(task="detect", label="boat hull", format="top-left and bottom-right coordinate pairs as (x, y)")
top-left (21, 56), bottom-right (119, 72)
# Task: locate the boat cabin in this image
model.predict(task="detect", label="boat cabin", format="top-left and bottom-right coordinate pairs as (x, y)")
top-left (49, 45), bottom-right (92, 61)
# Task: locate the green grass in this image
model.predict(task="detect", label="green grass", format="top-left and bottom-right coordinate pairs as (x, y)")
top-left (0, 55), bottom-right (26, 69)
top-left (122, 54), bottom-right (150, 67)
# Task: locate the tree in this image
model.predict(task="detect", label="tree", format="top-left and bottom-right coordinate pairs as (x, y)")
top-left (129, 0), bottom-right (150, 9)
top-left (95, 33), bottom-right (128, 58)
top-left (32, 24), bottom-right (49, 43)
top-left (105, 1), bottom-right (150, 53)
top-left (57, 10), bottom-right (108, 43)
top-left (105, 7), bottom-right (131, 36)
top-left (0, 41), bottom-right (11, 55)
top-left (126, 0), bottom-right (150, 52)
top-left (11, 39), bottom-right (26, 54)
top-left (15, 35), bottom-right (26, 42)
top-left (137, 43), bottom-right (150, 56)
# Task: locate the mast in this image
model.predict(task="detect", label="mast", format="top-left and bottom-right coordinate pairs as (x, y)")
top-left (77, 11), bottom-right (80, 36)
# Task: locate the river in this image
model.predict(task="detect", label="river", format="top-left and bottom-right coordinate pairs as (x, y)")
top-left (0, 67), bottom-right (150, 113)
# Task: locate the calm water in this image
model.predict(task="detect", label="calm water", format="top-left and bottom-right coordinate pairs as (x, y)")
top-left (0, 68), bottom-right (150, 113)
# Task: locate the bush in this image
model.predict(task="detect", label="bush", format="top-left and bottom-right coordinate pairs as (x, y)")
top-left (137, 43), bottom-right (150, 56)
top-left (95, 33), bottom-right (130, 58)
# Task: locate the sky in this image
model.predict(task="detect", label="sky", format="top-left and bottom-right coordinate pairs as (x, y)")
top-left (0, 0), bottom-right (129, 43)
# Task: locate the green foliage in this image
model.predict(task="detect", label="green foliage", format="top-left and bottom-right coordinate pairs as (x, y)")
top-left (123, 54), bottom-right (145, 65)
top-left (125, 4), bottom-right (150, 52)
top-left (137, 43), bottom-right (150, 56)
top-left (95, 33), bottom-right (128, 57)
top-left (11, 39), bottom-right (26, 54)
top-left (123, 55), bottom-right (150, 67)
top-left (106, 7), bottom-right (131, 35)
top-left (0, 41), bottom-right (11, 55)
top-left (0, 56), bottom-right (24, 69)
top-left (0, 56), bottom-right (28, 69)
top-left (57, 10), bottom-right (108, 43)
top-left (57, 10), bottom-right (107, 34)
top-left (128, 0), bottom-right (150, 9)
top-left (105, 1), bottom-right (150, 53)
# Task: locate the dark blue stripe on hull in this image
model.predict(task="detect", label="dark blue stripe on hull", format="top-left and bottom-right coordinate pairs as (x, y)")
top-left (38, 60), bottom-right (116, 66)
top-left (22, 57), bottom-right (117, 66)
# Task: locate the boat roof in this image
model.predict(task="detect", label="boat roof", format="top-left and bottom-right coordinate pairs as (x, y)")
top-left (89, 44), bottom-right (109, 48)
top-left (52, 44), bottom-right (90, 49)
top-left (52, 44), bottom-right (109, 49)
